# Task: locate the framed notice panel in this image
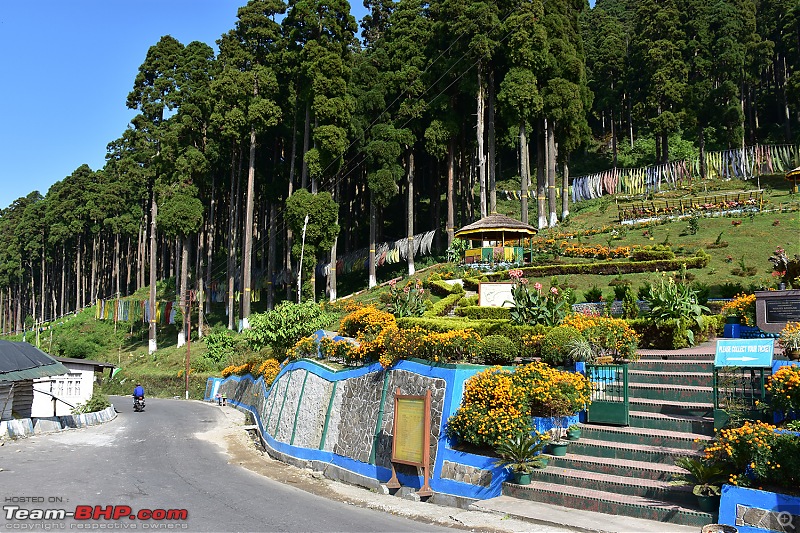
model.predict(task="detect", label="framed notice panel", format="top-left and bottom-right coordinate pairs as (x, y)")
top-left (387, 389), bottom-right (433, 496)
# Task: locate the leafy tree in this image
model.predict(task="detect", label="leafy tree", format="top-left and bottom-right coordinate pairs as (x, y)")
top-left (285, 189), bottom-right (339, 301)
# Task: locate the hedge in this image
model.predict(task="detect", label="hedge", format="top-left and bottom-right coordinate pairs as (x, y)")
top-left (455, 305), bottom-right (511, 320)
top-left (424, 292), bottom-right (463, 317)
top-left (462, 277), bottom-right (481, 291)
top-left (512, 252), bottom-right (710, 278)
top-left (397, 316), bottom-right (548, 341)
top-left (458, 295), bottom-right (479, 307)
top-left (427, 279), bottom-right (465, 297)
top-left (628, 313), bottom-right (723, 349)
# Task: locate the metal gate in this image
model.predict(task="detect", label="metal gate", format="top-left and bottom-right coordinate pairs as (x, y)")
top-left (712, 366), bottom-right (770, 429)
top-left (585, 364), bottom-right (629, 426)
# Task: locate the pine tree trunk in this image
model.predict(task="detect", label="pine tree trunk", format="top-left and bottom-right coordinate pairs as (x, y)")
top-left (488, 69), bottom-right (496, 215)
top-left (60, 247), bottom-right (65, 317)
top-left (205, 173), bottom-right (216, 315)
top-left (267, 203), bottom-right (277, 310)
top-left (446, 137), bottom-right (455, 246)
top-left (369, 191), bottom-right (377, 289)
top-left (561, 160), bottom-right (570, 220)
top-left (537, 121), bottom-right (547, 230)
top-left (477, 68), bottom-right (487, 219)
top-left (76, 234), bottom-right (83, 310)
top-left (547, 127), bottom-right (557, 227)
top-left (180, 236), bottom-right (189, 343)
top-left (148, 190), bottom-right (158, 354)
top-left (328, 184), bottom-right (339, 302)
top-left (40, 247), bottom-right (45, 322)
top-left (611, 107), bottom-right (618, 167)
top-left (520, 121), bottom-right (530, 225)
top-left (407, 151), bottom-right (415, 276)
top-left (90, 235), bottom-right (97, 305)
top-left (242, 127), bottom-right (256, 322)
top-left (227, 150), bottom-right (240, 331)
top-left (301, 102), bottom-right (310, 190)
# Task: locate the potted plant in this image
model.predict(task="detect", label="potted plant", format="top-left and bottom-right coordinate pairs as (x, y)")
top-left (547, 427), bottom-right (570, 456)
top-left (566, 423), bottom-right (582, 441)
top-left (778, 321), bottom-right (800, 360)
top-left (566, 337), bottom-right (596, 365)
top-left (673, 457), bottom-right (728, 513)
top-left (493, 431), bottom-right (549, 484)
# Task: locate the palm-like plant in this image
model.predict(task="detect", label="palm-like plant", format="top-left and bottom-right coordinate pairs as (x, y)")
top-left (493, 432), bottom-right (549, 474)
top-left (673, 457), bottom-right (728, 497)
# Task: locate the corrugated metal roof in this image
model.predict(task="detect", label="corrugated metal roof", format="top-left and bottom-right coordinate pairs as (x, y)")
top-left (0, 340), bottom-right (70, 382)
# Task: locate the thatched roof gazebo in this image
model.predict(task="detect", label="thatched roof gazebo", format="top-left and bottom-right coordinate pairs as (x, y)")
top-left (455, 213), bottom-right (537, 242)
top-left (455, 213), bottom-right (537, 264)
top-left (787, 166), bottom-right (800, 193)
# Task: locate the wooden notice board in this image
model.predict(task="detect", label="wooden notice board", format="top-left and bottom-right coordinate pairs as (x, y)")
top-left (387, 389), bottom-right (433, 496)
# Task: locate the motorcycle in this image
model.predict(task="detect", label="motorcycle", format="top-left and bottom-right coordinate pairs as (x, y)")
top-left (133, 396), bottom-right (145, 412)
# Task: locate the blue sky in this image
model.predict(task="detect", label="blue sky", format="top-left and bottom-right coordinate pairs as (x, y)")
top-left (0, 0), bottom-right (367, 211)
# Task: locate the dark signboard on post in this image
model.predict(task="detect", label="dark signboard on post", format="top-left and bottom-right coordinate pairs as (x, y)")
top-left (755, 289), bottom-right (800, 333)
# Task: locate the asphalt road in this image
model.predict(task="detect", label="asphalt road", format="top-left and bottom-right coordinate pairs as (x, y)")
top-left (0, 396), bottom-right (455, 532)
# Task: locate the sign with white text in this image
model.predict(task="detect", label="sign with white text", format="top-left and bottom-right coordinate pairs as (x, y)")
top-left (715, 339), bottom-right (774, 367)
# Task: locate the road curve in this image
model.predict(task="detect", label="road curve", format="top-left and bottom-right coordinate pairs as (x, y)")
top-left (0, 396), bottom-right (454, 532)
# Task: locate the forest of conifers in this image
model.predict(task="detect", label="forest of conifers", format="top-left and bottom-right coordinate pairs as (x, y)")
top-left (1, 0), bottom-right (798, 338)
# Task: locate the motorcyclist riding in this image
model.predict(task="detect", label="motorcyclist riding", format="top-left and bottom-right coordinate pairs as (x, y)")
top-left (133, 383), bottom-right (145, 409)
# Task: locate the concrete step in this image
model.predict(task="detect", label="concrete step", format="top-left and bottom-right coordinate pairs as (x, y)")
top-left (580, 424), bottom-right (711, 451)
top-left (500, 479), bottom-right (714, 528)
top-left (546, 452), bottom-right (687, 482)
top-left (567, 436), bottom-right (705, 463)
top-left (628, 370), bottom-right (713, 387)
top-left (629, 410), bottom-right (715, 436)
top-left (628, 382), bottom-right (714, 403)
top-left (528, 465), bottom-right (696, 506)
top-left (631, 359), bottom-right (714, 373)
top-left (629, 397), bottom-right (714, 418)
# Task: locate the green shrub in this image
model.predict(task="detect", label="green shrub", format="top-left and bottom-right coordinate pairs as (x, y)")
top-left (458, 295), bottom-right (479, 307)
top-left (611, 281), bottom-right (632, 301)
top-left (644, 277), bottom-right (709, 346)
top-left (583, 286), bottom-right (603, 303)
top-left (424, 292), bottom-right (463, 317)
top-left (455, 306), bottom-right (511, 320)
top-left (630, 245), bottom-right (675, 261)
top-left (478, 335), bottom-right (519, 365)
top-left (621, 285), bottom-right (639, 319)
top-left (72, 392), bottom-right (111, 414)
top-left (427, 279), bottom-right (464, 297)
top-left (204, 328), bottom-right (237, 363)
top-left (720, 282), bottom-right (746, 299)
top-left (54, 336), bottom-right (104, 360)
top-left (540, 326), bottom-right (582, 367)
top-left (462, 277), bottom-right (481, 291)
top-left (245, 301), bottom-right (334, 357)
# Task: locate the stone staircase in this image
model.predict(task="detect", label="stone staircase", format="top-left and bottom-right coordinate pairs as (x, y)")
top-left (503, 351), bottom-right (718, 528)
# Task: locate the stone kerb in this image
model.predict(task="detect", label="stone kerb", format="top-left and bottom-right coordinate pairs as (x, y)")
top-left (0, 405), bottom-right (118, 440)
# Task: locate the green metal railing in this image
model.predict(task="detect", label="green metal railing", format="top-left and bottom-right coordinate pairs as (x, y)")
top-left (712, 367), bottom-right (771, 429)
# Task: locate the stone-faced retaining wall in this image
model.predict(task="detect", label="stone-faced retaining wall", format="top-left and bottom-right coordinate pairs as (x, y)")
top-left (208, 359), bottom-right (507, 503)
